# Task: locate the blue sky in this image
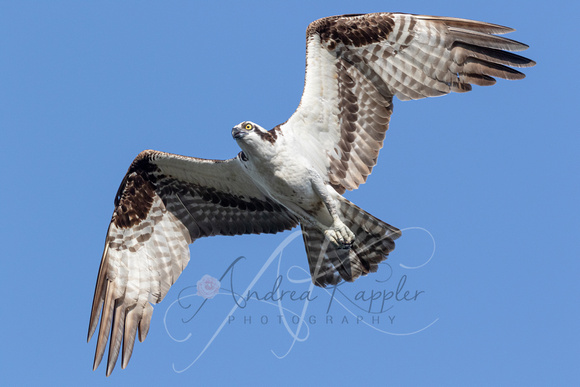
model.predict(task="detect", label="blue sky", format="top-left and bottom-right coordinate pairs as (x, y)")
top-left (1, 0), bottom-right (578, 385)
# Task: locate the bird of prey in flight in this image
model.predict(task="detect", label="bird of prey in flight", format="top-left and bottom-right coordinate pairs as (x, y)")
top-left (88, 12), bottom-right (534, 375)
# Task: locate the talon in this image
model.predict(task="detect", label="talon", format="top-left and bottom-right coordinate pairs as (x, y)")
top-left (324, 223), bottom-right (355, 248)
top-left (341, 229), bottom-right (353, 245)
top-left (324, 229), bottom-right (338, 246)
top-left (340, 243), bottom-right (352, 250)
top-left (337, 223), bottom-right (355, 245)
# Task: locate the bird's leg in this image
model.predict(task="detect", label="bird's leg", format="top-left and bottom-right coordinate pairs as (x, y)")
top-left (308, 170), bottom-right (355, 248)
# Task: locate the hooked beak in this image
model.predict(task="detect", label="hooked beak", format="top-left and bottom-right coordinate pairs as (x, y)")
top-left (232, 127), bottom-right (247, 140)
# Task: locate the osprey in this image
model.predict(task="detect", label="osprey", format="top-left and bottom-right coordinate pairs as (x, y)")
top-left (88, 12), bottom-right (534, 375)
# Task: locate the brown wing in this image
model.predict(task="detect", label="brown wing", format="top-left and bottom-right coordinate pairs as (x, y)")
top-left (281, 13), bottom-right (535, 193)
top-left (88, 150), bottom-right (298, 376)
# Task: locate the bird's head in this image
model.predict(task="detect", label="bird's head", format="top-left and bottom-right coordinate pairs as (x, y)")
top-left (231, 121), bottom-right (277, 157)
top-left (231, 121), bottom-right (265, 140)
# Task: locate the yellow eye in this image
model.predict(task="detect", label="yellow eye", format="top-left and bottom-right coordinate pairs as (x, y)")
top-left (244, 123), bottom-right (253, 130)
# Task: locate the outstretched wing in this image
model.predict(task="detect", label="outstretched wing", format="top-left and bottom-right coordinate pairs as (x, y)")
top-left (280, 13), bottom-right (535, 193)
top-left (88, 150), bottom-right (298, 375)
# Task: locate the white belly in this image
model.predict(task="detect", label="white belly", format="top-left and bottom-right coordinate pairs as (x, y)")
top-left (245, 150), bottom-right (329, 221)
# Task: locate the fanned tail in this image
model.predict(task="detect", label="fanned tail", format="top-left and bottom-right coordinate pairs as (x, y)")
top-left (301, 198), bottom-right (401, 287)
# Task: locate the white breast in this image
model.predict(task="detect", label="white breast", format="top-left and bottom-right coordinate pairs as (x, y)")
top-left (241, 136), bottom-right (322, 213)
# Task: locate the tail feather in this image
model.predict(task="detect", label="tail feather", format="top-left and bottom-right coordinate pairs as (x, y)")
top-left (301, 198), bottom-right (401, 287)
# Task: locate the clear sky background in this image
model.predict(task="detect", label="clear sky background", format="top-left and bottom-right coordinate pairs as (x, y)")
top-left (1, 0), bottom-right (578, 385)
